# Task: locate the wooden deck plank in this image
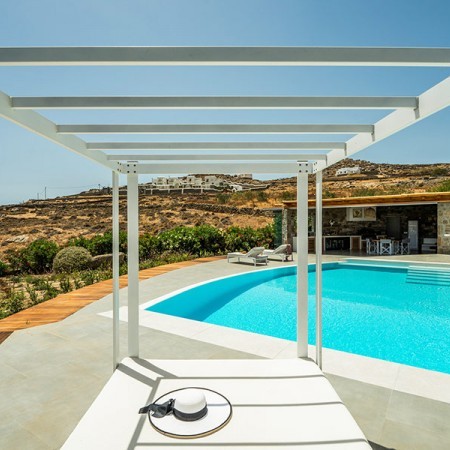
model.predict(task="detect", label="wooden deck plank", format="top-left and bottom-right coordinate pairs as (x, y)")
top-left (0, 256), bottom-right (225, 334)
top-left (0, 332), bottom-right (12, 344)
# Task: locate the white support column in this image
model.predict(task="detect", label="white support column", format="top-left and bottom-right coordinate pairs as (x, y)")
top-left (127, 171), bottom-right (139, 358)
top-left (315, 171), bottom-right (323, 369)
top-left (296, 164), bottom-right (309, 358)
top-left (112, 171), bottom-right (120, 370)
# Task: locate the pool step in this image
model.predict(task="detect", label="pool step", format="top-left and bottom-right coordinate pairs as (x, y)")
top-left (406, 266), bottom-right (450, 286)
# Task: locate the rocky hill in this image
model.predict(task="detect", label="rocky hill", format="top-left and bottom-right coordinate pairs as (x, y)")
top-left (0, 159), bottom-right (449, 256)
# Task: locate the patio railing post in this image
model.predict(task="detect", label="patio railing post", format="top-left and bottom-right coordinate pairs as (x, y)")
top-left (112, 171), bottom-right (120, 370)
top-left (127, 167), bottom-right (139, 358)
top-left (297, 163), bottom-right (309, 358)
top-left (315, 171), bottom-right (323, 369)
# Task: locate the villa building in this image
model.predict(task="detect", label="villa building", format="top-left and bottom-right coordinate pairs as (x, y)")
top-left (335, 166), bottom-right (361, 176)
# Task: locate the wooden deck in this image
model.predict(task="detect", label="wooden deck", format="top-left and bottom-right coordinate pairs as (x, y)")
top-left (0, 256), bottom-right (224, 334)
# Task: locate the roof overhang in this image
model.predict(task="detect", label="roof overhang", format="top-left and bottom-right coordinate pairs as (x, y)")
top-left (282, 192), bottom-right (450, 209)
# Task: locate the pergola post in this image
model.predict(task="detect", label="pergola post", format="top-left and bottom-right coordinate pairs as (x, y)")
top-left (315, 171), bottom-right (323, 369)
top-left (112, 171), bottom-right (120, 370)
top-left (296, 163), bottom-right (310, 358)
top-left (127, 169), bottom-right (139, 358)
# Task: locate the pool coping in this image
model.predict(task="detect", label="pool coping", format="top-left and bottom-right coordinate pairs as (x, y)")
top-left (100, 258), bottom-right (450, 405)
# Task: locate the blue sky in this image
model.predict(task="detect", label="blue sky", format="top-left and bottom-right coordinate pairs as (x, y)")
top-left (0, 0), bottom-right (449, 205)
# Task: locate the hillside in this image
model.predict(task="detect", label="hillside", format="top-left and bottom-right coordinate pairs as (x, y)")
top-left (1, 159), bottom-right (449, 256)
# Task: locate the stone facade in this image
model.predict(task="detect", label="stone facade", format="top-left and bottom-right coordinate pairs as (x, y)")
top-left (282, 208), bottom-right (295, 246)
top-left (437, 203), bottom-right (450, 254)
top-left (282, 203), bottom-right (441, 252)
top-left (320, 204), bottom-right (437, 240)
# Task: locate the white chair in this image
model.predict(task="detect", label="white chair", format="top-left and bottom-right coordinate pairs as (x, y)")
top-left (263, 244), bottom-right (293, 262)
top-left (379, 239), bottom-right (393, 256)
top-left (365, 239), bottom-right (378, 255)
top-left (227, 247), bottom-right (268, 266)
top-left (400, 238), bottom-right (410, 255)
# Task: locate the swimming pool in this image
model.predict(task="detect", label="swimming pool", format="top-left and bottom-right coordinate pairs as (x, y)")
top-left (147, 261), bottom-right (450, 374)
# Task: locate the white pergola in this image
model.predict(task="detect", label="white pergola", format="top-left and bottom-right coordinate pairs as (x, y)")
top-left (1, 47), bottom-right (450, 371)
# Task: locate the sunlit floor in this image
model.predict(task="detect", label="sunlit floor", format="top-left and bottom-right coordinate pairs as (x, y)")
top-left (0, 254), bottom-right (449, 450)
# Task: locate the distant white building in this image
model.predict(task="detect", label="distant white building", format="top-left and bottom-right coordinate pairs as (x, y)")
top-left (336, 167), bottom-right (361, 176)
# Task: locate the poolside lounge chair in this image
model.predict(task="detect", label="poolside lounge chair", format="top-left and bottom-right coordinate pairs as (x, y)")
top-left (262, 244), bottom-right (293, 262)
top-left (227, 247), bottom-right (268, 266)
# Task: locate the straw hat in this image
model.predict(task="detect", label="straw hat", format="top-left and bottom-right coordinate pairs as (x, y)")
top-left (142, 387), bottom-right (232, 439)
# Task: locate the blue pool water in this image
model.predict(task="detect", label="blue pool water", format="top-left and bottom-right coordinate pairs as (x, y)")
top-left (148, 263), bottom-right (450, 374)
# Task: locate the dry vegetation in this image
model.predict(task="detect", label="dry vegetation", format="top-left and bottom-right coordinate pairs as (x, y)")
top-left (0, 159), bottom-right (449, 258)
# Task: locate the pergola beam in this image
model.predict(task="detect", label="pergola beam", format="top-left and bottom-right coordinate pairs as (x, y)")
top-left (124, 162), bottom-right (324, 174)
top-left (12, 96), bottom-right (417, 110)
top-left (0, 90), bottom-right (113, 171)
top-left (324, 76), bottom-right (450, 166)
top-left (1, 46), bottom-right (450, 67)
top-left (57, 124), bottom-right (374, 134)
top-left (107, 153), bottom-right (329, 161)
top-left (88, 141), bottom-right (345, 151)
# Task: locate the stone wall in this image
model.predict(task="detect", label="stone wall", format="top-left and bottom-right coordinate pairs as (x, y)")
top-left (282, 204), bottom-right (439, 251)
top-left (319, 204), bottom-right (437, 240)
top-left (437, 203), bottom-right (450, 254)
top-left (282, 209), bottom-right (295, 246)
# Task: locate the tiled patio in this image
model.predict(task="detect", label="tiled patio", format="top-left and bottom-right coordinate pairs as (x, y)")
top-left (0, 254), bottom-right (449, 449)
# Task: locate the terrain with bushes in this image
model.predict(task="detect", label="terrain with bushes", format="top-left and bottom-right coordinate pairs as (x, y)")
top-left (0, 225), bottom-right (274, 319)
top-left (1, 158), bottom-right (449, 319)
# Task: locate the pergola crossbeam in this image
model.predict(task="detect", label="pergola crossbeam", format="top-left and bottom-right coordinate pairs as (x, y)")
top-left (123, 161), bottom-right (325, 174)
top-left (1, 46), bottom-right (450, 67)
top-left (88, 141), bottom-right (345, 151)
top-left (12, 96), bottom-right (417, 110)
top-left (107, 153), bottom-right (329, 161)
top-left (345, 76), bottom-right (450, 158)
top-left (57, 124), bottom-right (374, 134)
top-left (0, 90), bottom-right (113, 170)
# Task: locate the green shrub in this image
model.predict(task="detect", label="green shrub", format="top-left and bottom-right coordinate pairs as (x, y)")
top-left (351, 188), bottom-right (379, 197)
top-left (25, 284), bottom-right (41, 305)
top-left (4, 250), bottom-right (22, 273)
top-left (216, 193), bottom-right (231, 204)
top-left (2, 288), bottom-right (25, 314)
top-left (53, 247), bottom-right (93, 273)
top-left (20, 239), bottom-right (59, 274)
top-left (323, 190), bottom-right (337, 199)
top-left (223, 224), bottom-right (274, 252)
top-left (40, 279), bottom-right (59, 301)
top-left (89, 231), bottom-right (126, 256)
top-left (67, 235), bottom-right (91, 250)
top-left (256, 191), bottom-right (268, 202)
top-left (430, 167), bottom-right (448, 177)
top-left (59, 276), bottom-right (72, 293)
top-left (0, 260), bottom-right (8, 276)
top-left (192, 225), bottom-right (226, 256)
top-left (69, 231), bottom-right (127, 256)
top-left (430, 179), bottom-right (450, 192)
top-left (139, 234), bottom-right (160, 260)
top-left (279, 190), bottom-right (296, 201)
top-left (79, 269), bottom-right (111, 286)
top-left (158, 225), bottom-right (226, 257)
